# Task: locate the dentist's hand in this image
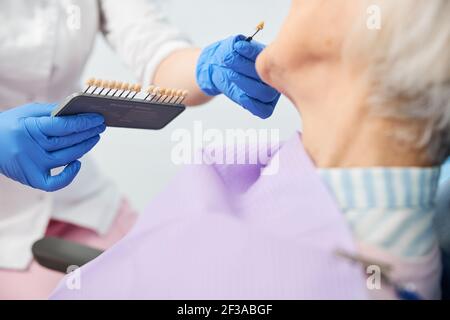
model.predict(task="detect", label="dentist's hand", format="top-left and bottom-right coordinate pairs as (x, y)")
top-left (0, 103), bottom-right (106, 192)
top-left (196, 35), bottom-right (280, 119)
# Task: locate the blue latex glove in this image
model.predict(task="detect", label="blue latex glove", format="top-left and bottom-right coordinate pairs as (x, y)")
top-left (0, 103), bottom-right (106, 192)
top-left (196, 35), bottom-right (280, 119)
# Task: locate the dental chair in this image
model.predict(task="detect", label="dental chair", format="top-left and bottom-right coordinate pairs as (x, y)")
top-left (434, 176), bottom-right (450, 300)
top-left (33, 178), bottom-right (450, 299)
top-left (32, 237), bottom-right (103, 273)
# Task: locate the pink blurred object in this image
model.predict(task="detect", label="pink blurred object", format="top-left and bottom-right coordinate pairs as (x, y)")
top-left (0, 199), bottom-right (137, 300)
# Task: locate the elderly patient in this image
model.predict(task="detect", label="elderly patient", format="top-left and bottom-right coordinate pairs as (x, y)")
top-left (51, 0), bottom-right (450, 299)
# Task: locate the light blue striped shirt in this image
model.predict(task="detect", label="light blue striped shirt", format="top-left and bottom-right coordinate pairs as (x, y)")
top-left (440, 158), bottom-right (450, 184)
top-left (318, 167), bottom-right (441, 257)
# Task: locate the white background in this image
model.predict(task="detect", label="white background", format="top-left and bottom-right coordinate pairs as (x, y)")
top-left (83, 0), bottom-right (301, 211)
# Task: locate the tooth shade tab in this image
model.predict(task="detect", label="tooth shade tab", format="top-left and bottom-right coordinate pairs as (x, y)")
top-left (180, 90), bottom-right (189, 103)
top-left (130, 84), bottom-right (142, 98)
top-left (158, 88), bottom-right (169, 102)
top-left (98, 80), bottom-right (110, 94)
top-left (150, 87), bottom-right (162, 102)
top-left (125, 84), bottom-right (137, 97)
top-left (84, 77), bottom-right (97, 93)
top-left (86, 78), bottom-right (96, 86)
top-left (105, 80), bottom-right (116, 95)
top-left (163, 89), bottom-right (174, 103)
top-left (169, 89), bottom-right (181, 103)
top-left (256, 21), bottom-right (265, 31)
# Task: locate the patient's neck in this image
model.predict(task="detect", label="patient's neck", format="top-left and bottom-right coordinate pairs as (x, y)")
top-left (292, 64), bottom-right (430, 168)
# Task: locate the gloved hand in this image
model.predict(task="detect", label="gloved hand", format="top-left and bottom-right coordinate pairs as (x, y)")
top-left (196, 35), bottom-right (280, 119)
top-left (0, 103), bottom-right (106, 192)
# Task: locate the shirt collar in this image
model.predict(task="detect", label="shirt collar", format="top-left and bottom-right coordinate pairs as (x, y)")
top-left (318, 167), bottom-right (441, 210)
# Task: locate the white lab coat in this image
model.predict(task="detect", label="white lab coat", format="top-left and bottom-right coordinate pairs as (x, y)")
top-left (0, 0), bottom-right (191, 270)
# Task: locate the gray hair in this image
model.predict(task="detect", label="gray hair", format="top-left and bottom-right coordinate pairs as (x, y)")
top-left (345, 0), bottom-right (450, 163)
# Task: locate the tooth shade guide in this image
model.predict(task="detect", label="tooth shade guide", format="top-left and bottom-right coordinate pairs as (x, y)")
top-left (55, 92), bottom-right (186, 131)
top-left (81, 78), bottom-right (187, 107)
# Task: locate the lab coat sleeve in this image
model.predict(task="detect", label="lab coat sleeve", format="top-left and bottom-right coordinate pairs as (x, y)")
top-left (99, 0), bottom-right (192, 85)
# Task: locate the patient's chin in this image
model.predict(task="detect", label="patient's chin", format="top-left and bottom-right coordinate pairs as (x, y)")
top-left (256, 48), bottom-right (284, 94)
